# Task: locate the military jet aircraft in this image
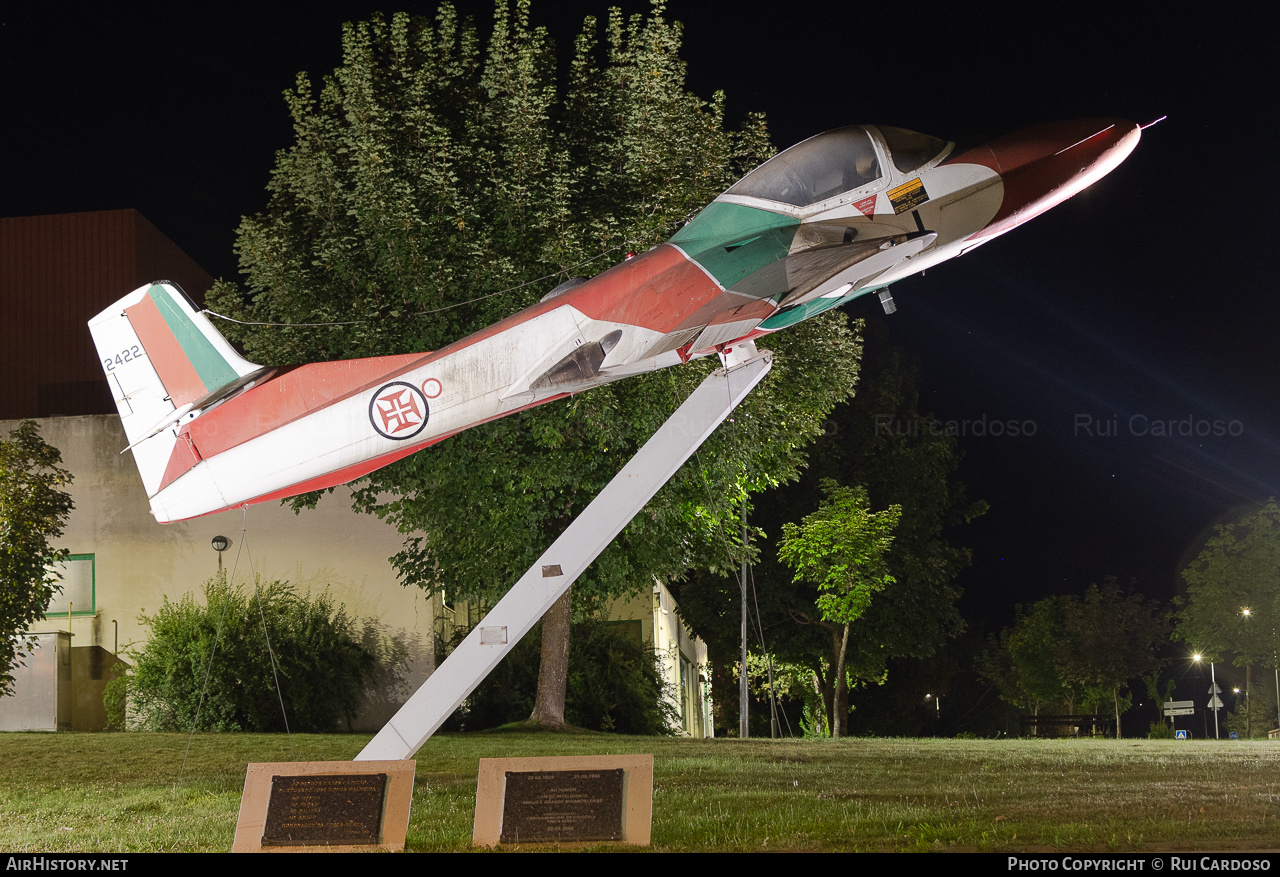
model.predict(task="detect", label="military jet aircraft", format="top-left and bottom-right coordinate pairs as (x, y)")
top-left (90, 118), bottom-right (1140, 523)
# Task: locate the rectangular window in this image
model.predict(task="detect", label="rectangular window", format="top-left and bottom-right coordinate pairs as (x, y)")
top-left (680, 653), bottom-right (693, 733)
top-left (45, 554), bottom-right (94, 616)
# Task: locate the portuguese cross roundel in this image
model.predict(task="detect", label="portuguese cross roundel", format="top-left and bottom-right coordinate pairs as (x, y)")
top-left (369, 381), bottom-right (429, 440)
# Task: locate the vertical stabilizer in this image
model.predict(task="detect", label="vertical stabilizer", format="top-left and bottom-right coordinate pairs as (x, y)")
top-left (88, 281), bottom-right (263, 499)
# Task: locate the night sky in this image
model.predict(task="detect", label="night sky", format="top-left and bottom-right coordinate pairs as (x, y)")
top-left (4, 2), bottom-right (1275, 648)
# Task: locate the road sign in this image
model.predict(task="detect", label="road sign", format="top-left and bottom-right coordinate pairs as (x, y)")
top-left (1175, 730), bottom-right (1187, 740)
top-left (1209, 684), bottom-right (1222, 694)
top-left (1164, 700), bottom-right (1194, 716)
top-left (1165, 707), bottom-right (1194, 716)
top-left (1209, 695), bottom-right (1224, 709)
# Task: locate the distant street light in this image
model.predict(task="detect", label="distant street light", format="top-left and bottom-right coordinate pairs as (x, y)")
top-left (1241, 606), bottom-right (1280, 733)
top-left (1238, 608), bottom-right (1254, 737)
top-left (1193, 653), bottom-right (1221, 739)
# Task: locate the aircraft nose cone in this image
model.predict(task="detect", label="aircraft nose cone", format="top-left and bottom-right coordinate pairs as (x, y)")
top-left (951, 118), bottom-right (1141, 240)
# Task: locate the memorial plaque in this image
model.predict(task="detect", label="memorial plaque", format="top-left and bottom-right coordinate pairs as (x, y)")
top-left (233, 760), bottom-right (415, 853)
top-left (472, 754), bottom-right (652, 847)
top-left (261, 773), bottom-right (387, 846)
top-left (500, 768), bottom-right (624, 843)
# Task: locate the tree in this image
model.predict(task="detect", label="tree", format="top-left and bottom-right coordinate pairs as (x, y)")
top-left (983, 580), bottom-right (1168, 738)
top-left (1174, 499), bottom-right (1280, 672)
top-left (0, 420), bottom-right (74, 696)
top-left (1225, 682), bottom-right (1276, 739)
top-left (442, 617), bottom-right (675, 734)
top-left (799, 324), bottom-right (987, 686)
top-left (126, 575), bottom-right (381, 731)
top-left (672, 328), bottom-right (982, 735)
top-left (1141, 669), bottom-right (1177, 728)
top-left (205, 3), bottom-right (860, 726)
top-left (1057, 580), bottom-right (1169, 738)
top-left (777, 481), bottom-right (900, 736)
top-left (978, 597), bottom-right (1080, 720)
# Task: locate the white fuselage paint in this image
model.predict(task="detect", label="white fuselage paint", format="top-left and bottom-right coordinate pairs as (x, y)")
top-left (150, 304), bottom-right (674, 522)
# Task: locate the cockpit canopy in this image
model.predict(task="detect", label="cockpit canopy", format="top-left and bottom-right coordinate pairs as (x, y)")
top-left (726, 125), bottom-right (950, 208)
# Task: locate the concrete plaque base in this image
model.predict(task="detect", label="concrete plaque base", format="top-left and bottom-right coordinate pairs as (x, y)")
top-left (232, 760), bottom-right (415, 853)
top-left (472, 754), bottom-right (653, 848)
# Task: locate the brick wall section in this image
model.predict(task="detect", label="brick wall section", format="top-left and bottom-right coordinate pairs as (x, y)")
top-left (0, 210), bottom-right (213, 418)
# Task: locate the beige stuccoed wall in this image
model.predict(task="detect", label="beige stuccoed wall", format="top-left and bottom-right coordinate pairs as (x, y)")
top-left (607, 581), bottom-right (712, 738)
top-left (2, 415), bottom-right (436, 730)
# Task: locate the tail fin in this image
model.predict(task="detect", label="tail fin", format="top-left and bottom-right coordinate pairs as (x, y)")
top-left (88, 281), bottom-right (264, 497)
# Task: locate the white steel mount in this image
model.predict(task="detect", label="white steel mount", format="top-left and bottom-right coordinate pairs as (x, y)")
top-left (357, 348), bottom-right (773, 761)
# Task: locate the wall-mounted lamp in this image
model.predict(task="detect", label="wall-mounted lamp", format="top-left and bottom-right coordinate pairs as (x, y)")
top-left (212, 535), bottom-right (230, 572)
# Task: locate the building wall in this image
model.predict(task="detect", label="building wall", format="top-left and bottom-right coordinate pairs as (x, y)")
top-left (0, 211), bottom-right (441, 732)
top-left (607, 581), bottom-right (713, 738)
top-left (0, 210), bottom-right (214, 418)
top-left (1, 416), bottom-right (436, 731)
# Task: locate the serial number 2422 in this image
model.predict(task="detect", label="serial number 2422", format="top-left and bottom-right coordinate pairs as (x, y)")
top-left (103, 345), bottom-right (143, 371)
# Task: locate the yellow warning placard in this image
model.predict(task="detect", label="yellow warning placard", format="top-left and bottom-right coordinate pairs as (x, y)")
top-left (888, 178), bottom-right (929, 214)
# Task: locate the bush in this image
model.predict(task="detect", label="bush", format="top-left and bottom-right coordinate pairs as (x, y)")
top-left (1148, 720), bottom-right (1175, 739)
top-left (126, 574), bottom-right (377, 732)
top-left (103, 662), bottom-right (128, 731)
top-left (442, 618), bottom-right (675, 734)
top-left (566, 621), bottom-right (677, 735)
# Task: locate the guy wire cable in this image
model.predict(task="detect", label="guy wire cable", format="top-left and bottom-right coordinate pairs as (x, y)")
top-left (203, 231), bottom-right (660, 329)
top-left (665, 365), bottom-right (789, 736)
top-left (177, 506), bottom-right (247, 788)
top-left (244, 512), bottom-right (293, 748)
top-left (748, 560), bottom-right (794, 738)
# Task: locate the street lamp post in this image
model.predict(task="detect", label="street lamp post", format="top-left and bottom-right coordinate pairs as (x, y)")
top-left (1242, 606), bottom-right (1280, 734)
top-left (1193, 653), bottom-right (1221, 740)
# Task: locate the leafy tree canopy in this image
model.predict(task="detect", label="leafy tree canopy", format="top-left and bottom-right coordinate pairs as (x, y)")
top-left (779, 481), bottom-right (900, 627)
top-left (800, 329), bottom-right (987, 679)
top-left (206, 0), bottom-right (861, 724)
top-left (1175, 499), bottom-right (1280, 668)
top-left (778, 480), bottom-right (900, 736)
top-left (982, 578), bottom-right (1169, 737)
top-left (671, 331), bottom-right (982, 735)
top-left (207, 2), bottom-right (857, 601)
top-left (0, 420), bottom-right (74, 696)
top-left (978, 596), bottom-right (1079, 715)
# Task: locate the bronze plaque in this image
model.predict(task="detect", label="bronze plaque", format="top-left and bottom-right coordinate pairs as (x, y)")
top-left (261, 773), bottom-right (387, 846)
top-left (501, 768), bottom-right (624, 843)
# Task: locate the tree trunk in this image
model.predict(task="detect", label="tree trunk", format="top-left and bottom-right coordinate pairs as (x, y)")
top-left (1114, 684), bottom-right (1123, 739)
top-left (811, 659), bottom-right (833, 737)
top-left (529, 586), bottom-right (572, 727)
top-left (832, 623), bottom-right (851, 737)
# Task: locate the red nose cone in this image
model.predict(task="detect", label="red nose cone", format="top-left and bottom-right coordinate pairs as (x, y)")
top-left (948, 119), bottom-right (1140, 240)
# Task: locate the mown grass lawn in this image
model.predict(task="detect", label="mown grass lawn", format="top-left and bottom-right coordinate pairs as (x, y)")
top-left (2, 729), bottom-right (1278, 852)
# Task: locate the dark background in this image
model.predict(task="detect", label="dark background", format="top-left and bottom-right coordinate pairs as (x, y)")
top-left (3, 2), bottom-right (1272, 704)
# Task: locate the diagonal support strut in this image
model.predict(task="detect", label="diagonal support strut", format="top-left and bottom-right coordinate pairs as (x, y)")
top-left (356, 348), bottom-right (773, 760)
